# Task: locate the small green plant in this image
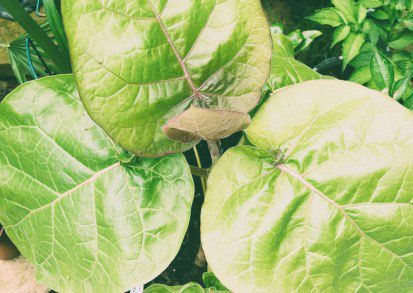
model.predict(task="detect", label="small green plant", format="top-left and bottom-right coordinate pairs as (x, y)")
top-left (308, 0), bottom-right (413, 108)
top-left (308, 0), bottom-right (413, 71)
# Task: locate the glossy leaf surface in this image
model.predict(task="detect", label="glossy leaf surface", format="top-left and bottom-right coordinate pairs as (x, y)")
top-left (202, 80), bottom-right (413, 292)
top-left (0, 75), bottom-right (194, 292)
top-left (62, 0), bottom-right (271, 157)
top-left (342, 33), bottom-right (365, 70)
top-left (266, 34), bottom-right (324, 90)
top-left (306, 8), bottom-right (344, 27)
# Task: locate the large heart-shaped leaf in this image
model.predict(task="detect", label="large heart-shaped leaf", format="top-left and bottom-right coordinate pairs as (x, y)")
top-left (62, 0), bottom-right (271, 157)
top-left (202, 80), bottom-right (413, 292)
top-left (0, 75), bottom-right (194, 292)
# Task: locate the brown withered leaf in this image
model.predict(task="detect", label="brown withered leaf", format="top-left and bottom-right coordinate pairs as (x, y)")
top-left (162, 106), bottom-right (251, 143)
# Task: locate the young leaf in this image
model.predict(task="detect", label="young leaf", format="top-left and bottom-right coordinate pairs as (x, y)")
top-left (0, 75), bottom-right (194, 293)
top-left (362, 19), bottom-right (383, 44)
top-left (407, 0), bottom-right (413, 12)
top-left (360, 0), bottom-right (383, 8)
top-left (265, 34), bottom-right (325, 90)
top-left (342, 33), bottom-right (366, 70)
top-left (331, 25), bottom-right (351, 48)
top-left (405, 18), bottom-right (413, 31)
top-left (370, 48), bottom-right (395, 90)
top-left (349, 65), bottom-right (372, 84)
top-left (145, 282), bottom-right (230, 292)
top-left (332, 0), bottom-right (358, 23)
top-left (369, 10), bottom-right (389, 20)
top-left (306, 8), bottom-right (344, 27)
top-left (62, 0), bottom-right (272, 157)
top-left (404, 94), bottom-right (413, 109)
top-left (202, 272), bottom-right (230, 291)
top-left (357, 4), bottom-right (367, 24)
top-left (202, 80), bottom-right (413, 293)
top-left (287, 30), bottom-right (305, 48)
top-left (389, 32), bottom-right (413, 49)
top-left (296, 30), bottom-right (323, 52)
top-left (391, 77), bottom-right (410, 100)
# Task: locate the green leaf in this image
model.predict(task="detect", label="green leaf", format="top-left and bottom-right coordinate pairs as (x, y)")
top-left (362, 19), bottom-right (384, 44)
top-left (331, 25), bottom-right (351, 47)
top-left (349, 42), bottom-right (374, 68)
top-left (266, 34), bottom-right (324, 90)
top-left (407, 0), bottom-right (413, 12)
top-left (42, 0), bottom-right (70, 61)
top-left (62, 0), bottom-right (272, 157)
top-left (342, 33), bottom-right (366, 70)
top-left (202, 272), bottom-right (230, 291)
top-left (404, 94), bottom-right (413, 109)
top-left (391, 77), bottom-right (410, 100)
top-left (296, 30), bottom-right (323, 52)
top-left (405, 18), bottom-right (413, 31)
top-left (349, 65), bottom-right (372, 84)
top-left (360, 0), bottom-right (383, 8)
top-left (144, 282), bottom-right (229, 292)
top-left (144, 283), bottom-right (206, 293)
top-left (357, 4), bottom-right (367, 24)
top-left (202, 80), bottom-right (413, 292)
top-left (0, 75), bottom-right (194, 293)
top-left (287, 30), bottom-right (305, 49)
top-left (306, 8), bottom-right (344, 27)
top-left (332, 0), bottom-right (358, 23)
top-left (389, 32), bottom-right (413, 49)
top-left (369, 10), bottom-right (389, 20)
top-left (370, 48), bottom-right (395, 90)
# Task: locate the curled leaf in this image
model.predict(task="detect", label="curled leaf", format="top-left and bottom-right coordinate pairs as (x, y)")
top-left (162, 106), bottom-right (251, 143)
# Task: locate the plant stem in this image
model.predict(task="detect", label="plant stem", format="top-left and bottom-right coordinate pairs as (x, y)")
top-left (0, 0), bottom-right (71, 73)
top-left (190, 165), bottom-right (209, 178)
top-left (207, 140), bottom-right (220, 165)
top-left (193, 146), bottom-right (206, 194)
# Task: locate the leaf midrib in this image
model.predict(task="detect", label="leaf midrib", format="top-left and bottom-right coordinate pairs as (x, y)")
top-left (4, 162), bottom-right (120, 229)
top-left (146, 0), bottom-right (200, 98)
top-left (277, 163), bottom-right (413, 270)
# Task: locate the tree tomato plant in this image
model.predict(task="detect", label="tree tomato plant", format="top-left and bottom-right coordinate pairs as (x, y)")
top-left (0, 1), bottom-right (412, 292)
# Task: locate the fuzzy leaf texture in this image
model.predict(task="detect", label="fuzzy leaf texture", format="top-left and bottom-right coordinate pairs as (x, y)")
top-left (0, 75), bottom-right (194, 293)
top-left (62, 0), bottom-right (271, 157)
top-left (202, 80), bottom-right (413, 292)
